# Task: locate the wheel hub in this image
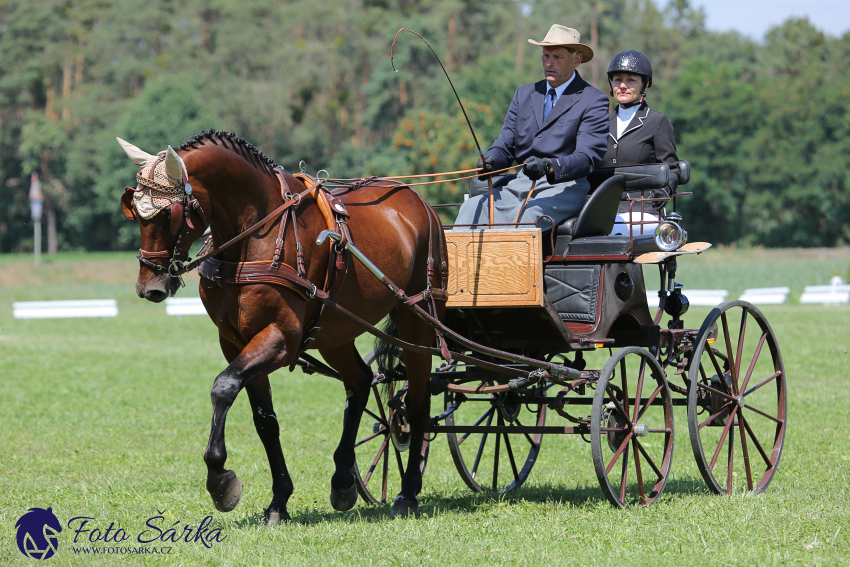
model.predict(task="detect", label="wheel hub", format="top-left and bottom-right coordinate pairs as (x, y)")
top-left (389, 408), bottom-right (411, 452)
top-left (606, 411), bottom-right (630, 452)
top-left (708, 372), bottom-right (734, 426)
top-left (495, 392), bottom-right (522, 422)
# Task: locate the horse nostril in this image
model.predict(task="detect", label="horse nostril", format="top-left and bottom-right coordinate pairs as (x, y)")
top-left (144, 289), bottom-right (168, 303)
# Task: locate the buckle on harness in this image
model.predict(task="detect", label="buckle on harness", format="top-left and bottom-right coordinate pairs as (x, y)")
top-left (306, 283), bottom-right (318, 299)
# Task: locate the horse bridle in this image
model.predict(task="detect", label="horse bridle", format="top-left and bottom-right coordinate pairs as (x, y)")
top-left (125, 152), bottom-right (208, 280)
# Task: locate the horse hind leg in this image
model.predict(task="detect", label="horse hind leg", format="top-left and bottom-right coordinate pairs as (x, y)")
top-left (389, 307), bottom-right (439, 517)
top-left (318, 341), bottom-right (373, 512)
top-left (245, 376), bottom-right (294, 525)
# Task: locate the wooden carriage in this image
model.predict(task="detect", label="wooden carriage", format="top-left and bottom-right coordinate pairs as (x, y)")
top-left (353, 162), bottom-right (787, 507)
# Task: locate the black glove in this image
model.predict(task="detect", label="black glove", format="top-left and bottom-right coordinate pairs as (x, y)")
top-left (523, 156), bottom-right (551, 181)
top-left (477, 155), bottom-right (495, 180)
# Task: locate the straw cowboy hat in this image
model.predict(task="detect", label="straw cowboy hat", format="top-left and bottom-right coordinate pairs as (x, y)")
top-left (528, 25), bottom-right (594, 62)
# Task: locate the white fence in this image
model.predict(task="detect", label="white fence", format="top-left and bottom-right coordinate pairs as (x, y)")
top-left (646, 289), bottom-right (729, 308)
top-left (738, 287), bottom-right (790, 305)
top-left (12, 299), bottom-right (118, 320)
top-left (165, 297), bottom-right (207, 316)
top-left (799, 284), bottom-right (850, 305)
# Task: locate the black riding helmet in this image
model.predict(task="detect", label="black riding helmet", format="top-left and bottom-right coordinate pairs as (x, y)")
top-left (607, 50), bottom-right (653, 98)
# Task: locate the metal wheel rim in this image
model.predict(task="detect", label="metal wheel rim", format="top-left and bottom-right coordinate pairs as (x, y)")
top-left (352, 351), bottom-right (428, 505)
top-left (445, 383), bottom-right (546, 494)
top-left (686, 301), bottom-right (787, 495)
top-left (591, 347), bottom-right (675, 508)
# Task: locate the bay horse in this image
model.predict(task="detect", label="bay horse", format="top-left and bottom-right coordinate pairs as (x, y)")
top-left (117, 130), bottom-right (446, 522)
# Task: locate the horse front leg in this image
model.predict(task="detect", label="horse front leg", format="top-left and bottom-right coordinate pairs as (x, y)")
top-left (204, 324), bottom-right (298, 516)
top-left (245, 376), bottom-right (294, 525)
top-left (318, 342), bottom-right (373, 512)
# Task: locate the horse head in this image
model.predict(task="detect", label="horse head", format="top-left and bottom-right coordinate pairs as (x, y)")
top-left (117, 137), bottom-right (210, 302)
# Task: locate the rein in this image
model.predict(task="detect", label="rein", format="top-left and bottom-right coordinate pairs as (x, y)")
top-left (172, 176), bottom-right (317, 277)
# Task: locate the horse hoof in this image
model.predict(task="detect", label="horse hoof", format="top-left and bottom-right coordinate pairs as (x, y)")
top-left (208, 470), bottom-right (243, 512)
top-left (265, 508), bottom-right (291, 526)
top-left (330, 482), bottom-right (358, 512)
top-left (391, 495), bottom-right (418, 517)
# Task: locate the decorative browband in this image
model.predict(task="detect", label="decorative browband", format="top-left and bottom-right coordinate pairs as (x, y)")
top-left (136, 174), bottom-right (184, 195)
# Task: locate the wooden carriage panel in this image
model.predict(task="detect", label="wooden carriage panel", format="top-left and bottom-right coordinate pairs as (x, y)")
top-left (445, 228), bottom-right (543, 308)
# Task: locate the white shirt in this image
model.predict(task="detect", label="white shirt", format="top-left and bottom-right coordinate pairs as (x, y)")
top-left (616, 104), bottom-right (640, 139)
top-left (545, 72), bottom-right (576, 112)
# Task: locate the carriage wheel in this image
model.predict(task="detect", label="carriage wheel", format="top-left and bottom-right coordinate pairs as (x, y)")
top-left (591, 347), bottom-right (674, 507)
top-left (351, 351), bottom-right (429, 505)
top-left (687, 301), bottom-right (786, 495)
top-left (445, 382), bottom-right (546, 494)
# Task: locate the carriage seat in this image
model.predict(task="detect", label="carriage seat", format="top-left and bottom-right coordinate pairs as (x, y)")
top-left (467, 174), bottom-right (626, 256)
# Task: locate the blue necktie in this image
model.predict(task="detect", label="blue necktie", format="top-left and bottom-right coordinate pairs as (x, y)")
top-left (543, 88), bottom-right (556, 120)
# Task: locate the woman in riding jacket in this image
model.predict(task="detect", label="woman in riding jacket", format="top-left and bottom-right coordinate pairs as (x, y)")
top-left (598, 50), bottom-right (680, 235)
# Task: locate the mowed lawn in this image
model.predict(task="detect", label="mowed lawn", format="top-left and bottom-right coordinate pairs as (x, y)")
top-left (1, 248), bottom-right (849, 566)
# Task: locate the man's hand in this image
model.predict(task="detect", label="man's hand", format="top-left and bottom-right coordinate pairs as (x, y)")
top-left (477, 155), bottom-right (495, 180)
top-left (523, 156), bottom-right (551, 181)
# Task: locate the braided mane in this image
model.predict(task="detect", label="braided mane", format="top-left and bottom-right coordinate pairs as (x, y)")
top-left (178, 129), bottom-right (280, 176)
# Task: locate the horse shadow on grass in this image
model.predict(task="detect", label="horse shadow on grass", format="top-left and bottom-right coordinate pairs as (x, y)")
top-left (230, 476), bottom-right (712, 528)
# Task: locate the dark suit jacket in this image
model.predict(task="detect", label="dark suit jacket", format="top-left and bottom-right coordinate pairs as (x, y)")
top-left (486, 72), bottom-right (609, 183)
top-left (599, 103), bottom-right (680, 213)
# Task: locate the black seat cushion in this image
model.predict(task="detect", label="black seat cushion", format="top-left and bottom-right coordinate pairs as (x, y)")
top-left (567, 235), bottom-right (660, 256)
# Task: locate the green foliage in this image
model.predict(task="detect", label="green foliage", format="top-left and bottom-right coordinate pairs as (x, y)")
top-left (0, 1), bottom-right (847, 251)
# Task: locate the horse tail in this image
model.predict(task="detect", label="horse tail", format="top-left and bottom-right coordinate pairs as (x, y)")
top-left (374, 311), bottom-right (404, 399)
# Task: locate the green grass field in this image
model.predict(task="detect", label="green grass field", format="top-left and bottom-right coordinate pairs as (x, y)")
top-left (1, 249), bottom-right (849, 566)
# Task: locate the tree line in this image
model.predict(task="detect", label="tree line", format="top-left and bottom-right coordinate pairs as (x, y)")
top-left (0, 0), bottom-right (847, 253)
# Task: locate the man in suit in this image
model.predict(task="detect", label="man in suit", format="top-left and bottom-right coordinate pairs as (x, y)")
top-left (454, 25), bottom-right (609, 230)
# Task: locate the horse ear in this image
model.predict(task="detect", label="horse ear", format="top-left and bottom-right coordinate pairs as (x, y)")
top-left (121, 190), bottom-right (136, 220)
top-left (170, 201), bottom-right (184, 234)
top-left (116, 137), bottom-right (153, 167)
top-left (165, 146), bottom-right (185, 183)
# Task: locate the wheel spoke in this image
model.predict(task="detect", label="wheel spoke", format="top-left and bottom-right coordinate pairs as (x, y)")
top-left (636, 384), bottom-right (664, 423)
top-left (739, 332), bottom-right (767, 393)
top-left (619, 443), bottom-right (629, 503)
top-left (458, 407), bottom-right (495, 446)
top-left (395, 445), bottom-right (405, 478)
top-left (739, 411), bottom-right (773, 467)
top-left (633, 358), bottom-right (647, 421)
top-left (514, 416), bottom-right (540, 450)
top-left (606, 386), bottom-right (631, 422)
top-left (354, 429), bottom-right (385, 448)
top-left (696, 381), bottom-right (737, 403)
top-left (698, 400), bottom-right (735, 430)
top-left (363, 407), bottom-right (386, 426)
top-left (503, 431), bottom-right (520, 487)
top-left (374, 383), bottom-right (390, 423)
top-left (734, 307), bottom-right (748, 394)
top-left (633, 438), bottom-right (646, 504)
top-left (726, 421), bottom-right (735, 494)
top-left (709, 406), bottom-right (738, 471)
top-left (492, 416), bottom-right (502, 491)
top-left (381, 437), bottom-right (389, 503)
top-left (363, 436), bottom-right (389, 486)
top-left (634, 437), bottom-right (664, 480)
top-left (721, 312), bottom-right (738, 388)
top-left (742, 403), bottom-right (783, 424)
top-left (471, 410), bottom-right (494, 480)
top-left (738, 410), bottom-right (754, 490)
top-left (606, 431), bottom-right (634, 474)
top-left (706, 348), bottom-right (732, 394)
top-left (743, 371), bottom-right (782, 398)
top-left (620, 357), bottom-right (630, 418)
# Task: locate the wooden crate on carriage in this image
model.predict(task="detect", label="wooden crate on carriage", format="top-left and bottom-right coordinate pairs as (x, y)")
top-left (444, 228), bottom-right (543, 308)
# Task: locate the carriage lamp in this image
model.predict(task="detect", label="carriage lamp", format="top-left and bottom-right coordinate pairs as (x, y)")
top-left (654, 219), bottom-right (688, 251)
